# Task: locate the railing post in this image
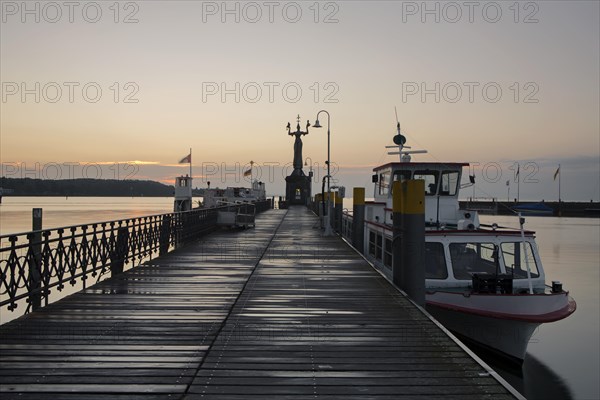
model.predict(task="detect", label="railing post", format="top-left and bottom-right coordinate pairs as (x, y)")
top-left (174, 213), bottom-right (182, 249)
top-left (159, 214), bottom-right (172, 255)
top-left (28, 208), bottom-right (43, 311)
top-left (392, 180), bottom-right (425, 306)
top-left (352, 188), bottom-right (365, 252)
top-left (111, 226), bottom-right (129, 277)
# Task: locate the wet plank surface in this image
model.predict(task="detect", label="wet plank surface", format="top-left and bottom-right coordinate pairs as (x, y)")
top-left (0, 207), bottom-right (516, 399)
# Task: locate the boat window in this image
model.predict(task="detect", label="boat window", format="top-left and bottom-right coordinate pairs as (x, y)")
top-left (384, 237), bottom-right (393, 268)
top-left (440, 171), bottom-right (459, 196)
top-left (393, 170), bottom-right (412, 183)
top-left (449, 242), bottom-right (498, 280)
top-left (501, 242), bottom-right (540, 278)
top-left (414, 170), bottom-right (439, 196)
top-left (425, 242), bottom-right (448, 279)
top-left (368, 230), bottom-right (384, 265)
top-left (378, 171), bottom-right (390, 195)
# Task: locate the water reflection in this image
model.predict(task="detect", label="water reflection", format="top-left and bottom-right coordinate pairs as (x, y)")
top-left (471, 345), bottom-right (574, 400)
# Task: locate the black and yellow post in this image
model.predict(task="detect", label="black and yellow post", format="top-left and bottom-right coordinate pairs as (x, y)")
top-left (334, 191), bottom-right (343, 233)
top-left (392, 180), bottom-right (426, 306)
top-left (352, 187), bottom-right (365, 252)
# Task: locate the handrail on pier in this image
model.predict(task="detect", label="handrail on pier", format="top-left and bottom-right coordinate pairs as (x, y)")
top-left (0, 200), bottom-right (272, 316)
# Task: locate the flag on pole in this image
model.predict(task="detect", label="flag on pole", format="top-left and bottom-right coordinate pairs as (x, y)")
top-left (179, 153), bottom-right (191, 164)
top-left (243, 168), bottom-right (252, 177)
top-left (553, 166), bottom-right (560, 181)
top-left (506, 180), bottom-right (510, 186)
top-left (516, 164), bottom-right (520, 177)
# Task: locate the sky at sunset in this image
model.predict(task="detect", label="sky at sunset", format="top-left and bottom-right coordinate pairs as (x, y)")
top-left (1, 1), bottom-right (599, 201)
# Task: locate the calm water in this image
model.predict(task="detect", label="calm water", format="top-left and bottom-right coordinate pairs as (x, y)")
top-left (0, 196), bottom-right (177, 236)
top-left (1, 197), bottom-right (598, 399)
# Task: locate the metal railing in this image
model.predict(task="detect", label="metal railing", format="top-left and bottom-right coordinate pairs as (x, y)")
top-left (0, 200), bottom-right (272, 315)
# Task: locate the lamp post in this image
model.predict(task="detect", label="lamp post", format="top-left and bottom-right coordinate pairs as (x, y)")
top-left (313, 110), bottom-right (333, 236)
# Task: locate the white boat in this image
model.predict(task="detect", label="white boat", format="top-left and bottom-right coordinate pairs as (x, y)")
top-left (201, 180), bottom-right (266, 208)
top-left (357, 123), bottom-right (576, 362)
top-left (201, 180), bottom-right (267, 228)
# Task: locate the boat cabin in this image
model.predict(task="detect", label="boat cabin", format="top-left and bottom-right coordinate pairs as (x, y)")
top-left (174, 175), bottom-right (193, 212)
top-left (365, 162), bottom-right (545, 292)
top-left (370, 162), bottom-right (477, 228)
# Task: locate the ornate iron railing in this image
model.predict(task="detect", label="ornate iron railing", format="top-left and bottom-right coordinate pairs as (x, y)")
top-left (0, 200), bottom-right (272, 315)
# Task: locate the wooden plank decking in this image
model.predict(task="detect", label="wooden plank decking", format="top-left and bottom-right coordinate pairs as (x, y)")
top-left (0, 206), bottom-right (519, 399)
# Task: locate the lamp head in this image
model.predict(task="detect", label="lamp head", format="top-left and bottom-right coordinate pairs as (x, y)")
top-left (313, 119), bottom-right (322, 128)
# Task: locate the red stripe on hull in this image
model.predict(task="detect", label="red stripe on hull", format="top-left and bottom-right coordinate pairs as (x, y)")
top-left (427, 297), bottom-right (576, 323)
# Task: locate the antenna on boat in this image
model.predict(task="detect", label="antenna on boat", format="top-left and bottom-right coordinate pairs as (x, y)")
top-left (386, 107), bottom-right (427, 162)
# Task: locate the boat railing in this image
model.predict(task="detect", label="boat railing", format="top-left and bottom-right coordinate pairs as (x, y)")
top-left (341, 209), bottom-right (353, 241)
top-left (0, 200), bottom-right (273, 317)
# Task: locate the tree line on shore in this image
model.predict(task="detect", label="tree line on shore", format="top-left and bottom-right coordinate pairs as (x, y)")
top-left (0, 177), bottom-right (177, 197)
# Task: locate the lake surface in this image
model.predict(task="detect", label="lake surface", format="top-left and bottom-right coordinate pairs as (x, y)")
top-left (1, 197), bottom-right (598, 399)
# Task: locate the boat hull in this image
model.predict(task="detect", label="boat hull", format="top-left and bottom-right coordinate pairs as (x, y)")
top-left (426, 291), bottom-right (576, 361)
top-left (427, 303), bottom-right (539, 361)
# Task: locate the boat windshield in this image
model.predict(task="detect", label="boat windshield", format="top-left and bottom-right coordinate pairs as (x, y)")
top-left (500, 242), bottom-right (540, 278)
top-left (393, 170), bottom-right (412, 183)
top-left (425, 242), bottom-right (448, 279)
top-left (449, 242), bottom-right (498, 280)
top-left (440, 170), bottom-right (459, 196)
top-left (414, 170), bottom-right (439, 196)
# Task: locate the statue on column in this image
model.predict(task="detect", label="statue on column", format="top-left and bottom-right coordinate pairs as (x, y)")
top-left (287, 115), bottom-right (310, 175)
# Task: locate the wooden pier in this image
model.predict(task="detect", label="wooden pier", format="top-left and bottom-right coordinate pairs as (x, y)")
top-left (0, 207), bottom-right (519, 399)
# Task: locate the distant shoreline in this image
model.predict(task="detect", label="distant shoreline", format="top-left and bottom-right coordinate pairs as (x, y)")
top-left (0, 177), bottom-right (177, 197)
top-left (459, 200), bottom-right (600, 218)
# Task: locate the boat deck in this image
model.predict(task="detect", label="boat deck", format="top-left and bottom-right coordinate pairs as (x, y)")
top-left (0, 206), bottom-right (519, 399)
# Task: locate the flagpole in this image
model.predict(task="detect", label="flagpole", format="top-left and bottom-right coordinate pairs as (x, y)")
top-left (558, 164), bottom-right (561, 202)
top-left (517, 163), bottom-right (520, 203)
top-left (189, 148), bottom-right (192, 178)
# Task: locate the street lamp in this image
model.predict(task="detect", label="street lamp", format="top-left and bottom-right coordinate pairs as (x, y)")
top-left (313, 110), bottom-right (333, 236)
